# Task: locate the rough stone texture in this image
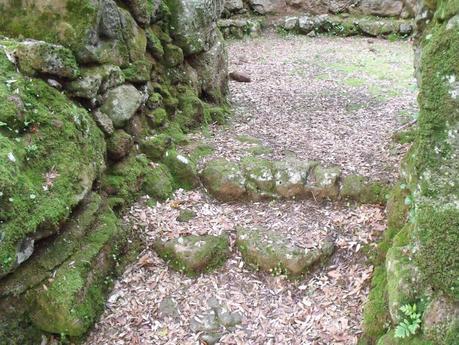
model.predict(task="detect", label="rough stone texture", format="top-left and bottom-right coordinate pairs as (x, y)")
top-left (163, 150), bottom-right (200, 189)
top-left (153, 235), bottom-right (230, 275)
top-left (165, 0), bottom-right (225, 55)
top-left (29, 206), bottom-right (122, 336)
top-left (0, 0), bottom-right (147, 66)
top-left (189, 30), bottom-right (229, 104)
top-left (273, 159), bottom-right (315, 198)
top-left (224, 0), bottom-right (245, 13)
top-left (99, 84), bottom-right (143, 128)
top-left (200, 159), bottom-right (247, 201)
top-left (358, 0), bottom-right (403, 17)
top-left (385, 245), bottom-right (421, 323)
top-left (248, 0), bottom-right (287, 14)
top-left (236, 227), bottom-right (334, 276)
top-left (125, 0), bottom-right (161, 26)
top-left (422, 295), bottom-right (459, 344)
top-left (218, 18), bottom-right (262, 39)
top-left (15, 40), bottom-right (79, 79)
top-left (107, 129), bottom-right (134, 161)
top-left (0, 45), bottom-right (106, 278)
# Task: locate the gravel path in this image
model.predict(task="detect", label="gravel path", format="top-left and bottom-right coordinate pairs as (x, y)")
top-left (85, 35), bottom-right (417, 345)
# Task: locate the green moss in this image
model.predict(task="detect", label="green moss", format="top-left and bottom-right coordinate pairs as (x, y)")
top-left (122, 60), bottom-right (152, 83)
top-left (415, 202), bottom-right (459, 299)
top-left (146, 108), bottom-right (168, 128)
top-left (189, 143), bottom-right (215, 163)
top-left (146, 28), bottom-right (164, 59)
top-left (100, 154), bottom-right (150, 206)
top-left (28, 206), bottom-right (122, 337)
top-left (142, 163), bottom-right (174, 200)
top-left (175, 93), bottom-right (206, 131)
top-left (0, 45), bottom-right (105, 276)
top-left (363, 266), bottom-right (390, 339)
top-left (162, 149), bottom-right (198, 189)
top-left (386, 183), bottom-right (410, 230)
top-left (340, 175), bottom-right (390, 204)
top-left (163, 43), bottom-right (184, 67)
top-left (140, 133), bottom-right (175, 161)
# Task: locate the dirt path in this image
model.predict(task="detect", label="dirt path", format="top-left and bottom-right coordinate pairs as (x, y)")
top-left (86, 34), bottom-right (417, 345)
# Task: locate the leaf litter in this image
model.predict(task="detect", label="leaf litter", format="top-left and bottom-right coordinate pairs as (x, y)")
top-left (85, 34), bottom-right (416, 345)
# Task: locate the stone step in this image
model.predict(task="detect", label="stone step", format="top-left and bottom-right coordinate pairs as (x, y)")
top-left (200, 157), bottom-right (389, 204)
top-left (236, 226), bottom-right (335, 277)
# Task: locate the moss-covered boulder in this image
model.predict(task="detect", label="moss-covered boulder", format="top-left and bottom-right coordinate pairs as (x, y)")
top-left (0, 0), bottom-right (146, 66)
top-left (201, 159), bottom-right (247, 201)
top-left (142, 163), bottom-right (174, 200)
top-left (236, 227), bottom-right (334, 277)
top-left (153, 234), bottom-right (230, 275)
top-left (163, 149), bottom-right (199, 189)
top-left (141, 133), bottom-right (174, 161)
top-left (164, 0), bottom-right (224, 55)
top-left (164, 43), bottom-right (184, 68)
top-left (146, 107), bottom-right (167, 127)
top-left (0, 45), bottom-right (105, 278)
top-left (106, 129), bottom-right (134, 161)
top-left (125, 0), bottom-right (161, 26)
top-left (99, 84), bottom-right (143, 128)
top-left (66, 64), bottom-right (125, 100)
top-left (175, 93), bottom-right (207, 130)
top-left (122, 60), bottom-right (152, 83)
top-left (14, 40), bottom-right (79, 79)
top-left (28, 206), bottom-right (123, 336)
top-left (386, 243), bottom-right (422, 323)
top-left (241, 157), bottom-right (276, 199)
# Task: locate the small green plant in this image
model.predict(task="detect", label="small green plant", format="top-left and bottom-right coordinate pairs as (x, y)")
top-left (394, 303), bottom-right (422, 338)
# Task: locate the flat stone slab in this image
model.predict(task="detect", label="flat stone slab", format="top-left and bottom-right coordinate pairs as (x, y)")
top-left (236, 227), bottom-right (335, 277)
top-left (153, 234), bottom-right (230, 276)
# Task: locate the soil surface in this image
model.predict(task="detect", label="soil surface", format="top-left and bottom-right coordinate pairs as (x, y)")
top-left (85, 34), bottom-right (417, 345)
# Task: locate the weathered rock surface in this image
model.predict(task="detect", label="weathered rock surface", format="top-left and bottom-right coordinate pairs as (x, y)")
top-left (15, 40), bottom-right (79, 79)
top-left (153, 235), bottom-right (230, 275)
top-left (0, 0), bottom-right (147, 66)
top-left (236, 227), bottom-right (335, 276)
top-left (165, 0), bottom-right (224, 55)
top-left (218, 18), bottom-right (262, 39)
top-left (200, 159), bottom-right (247, 201)
top-left (189, 31), bottom-right (229, 103)
top-left (99, 84), bottom-right (143, 128)
top-left (0, 45), bottom-right (106, 278)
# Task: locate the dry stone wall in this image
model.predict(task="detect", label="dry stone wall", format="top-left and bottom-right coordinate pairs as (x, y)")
top-left (362, 0), bottom-right (459, 344)
top-left (224, 0), bottom-right (416, 17)
top-left (0, 0), bottom-right (228, 342)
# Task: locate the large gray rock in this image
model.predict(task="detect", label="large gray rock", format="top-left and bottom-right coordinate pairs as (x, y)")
top-left (99, 84), bottom-right (143, 128)
top-left (165, 0), bottom-right (224, 55)
top-left (189, 31), bottom-right (228, 104)
top-left (224, 0), bottom-right (244, 12)
top-left (248, 0), bottom-right (287, 14)
top-left (359, 0), bottom-right (404, 17)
